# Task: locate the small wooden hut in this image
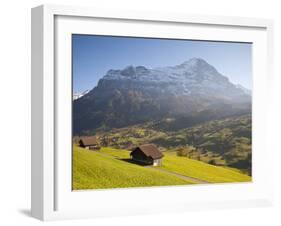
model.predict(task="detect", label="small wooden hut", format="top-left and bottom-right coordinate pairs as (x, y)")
top-left (130, 144), bottom-right (163, 166)
top-left (79, 136), bottom-right (100, 150)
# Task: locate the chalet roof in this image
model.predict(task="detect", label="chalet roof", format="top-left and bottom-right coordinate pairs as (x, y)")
top-left (79, 136), bottom-right (98, 146)
top-left (131, 144), bottom-right (163, 160)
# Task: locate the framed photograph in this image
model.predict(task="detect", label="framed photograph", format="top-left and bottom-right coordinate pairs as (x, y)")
top-left (31, 4), bottom-right (274, 221)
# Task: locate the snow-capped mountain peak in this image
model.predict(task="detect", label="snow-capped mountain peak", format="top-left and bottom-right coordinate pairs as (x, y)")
top-left (100, 58), bottom-right (246, 99)
top-left (181, 57), bottom-right (209, 67)
top-left (73, 89), bottom-right (90, 100)
top-left (74, 58), bottom-right (251, 134)
top-left (235, 84), bottom-right (252, 95)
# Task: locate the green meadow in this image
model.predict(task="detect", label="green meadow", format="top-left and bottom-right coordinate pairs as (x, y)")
top-left (161, 152), bottom-right (251, 183)
top-left (73, 146), bottom-right (194, 190)
top-left (73, 146), bottom-right (251, 190)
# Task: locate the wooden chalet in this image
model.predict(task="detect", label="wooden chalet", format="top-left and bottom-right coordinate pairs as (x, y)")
top-left (79, 136), bottom-right (100, 150)
top-left (130, 144), bottom-right (164, 166)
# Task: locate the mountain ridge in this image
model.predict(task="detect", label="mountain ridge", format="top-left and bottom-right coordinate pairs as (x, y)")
top-left (73, 58), bottom-right (251, 135)
top-left (93, 58), bottom-right (250, 99)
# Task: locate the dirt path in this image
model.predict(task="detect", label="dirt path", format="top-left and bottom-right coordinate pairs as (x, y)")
top-left (95, 150), bottom-right (209, 184)
top-left (146, 166), bottom-right (209, 184)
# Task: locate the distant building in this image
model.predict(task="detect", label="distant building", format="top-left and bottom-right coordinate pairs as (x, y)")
top-left (79, 136), bottom-right (100, 150)
top-left (130, 144), bottom-right (163, 166)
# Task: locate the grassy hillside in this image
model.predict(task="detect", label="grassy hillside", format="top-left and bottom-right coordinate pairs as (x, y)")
top-left (161, 152), bottom-right (251, 183)
top-left (99, 147), bottom-right (131, 159)
top-left (73, 146), bottom-right (194, 190)
top-left (99, 148), bottom-right (251, 183)
top-left (97, 114), bottom-right (252, 174)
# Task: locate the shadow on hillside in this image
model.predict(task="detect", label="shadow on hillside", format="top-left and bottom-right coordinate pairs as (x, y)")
top-left (120, 158), bottom-right (150, 166)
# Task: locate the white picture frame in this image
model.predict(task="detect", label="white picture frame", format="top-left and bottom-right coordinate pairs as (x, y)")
top-left (31, 4), bottom-right (274, 221)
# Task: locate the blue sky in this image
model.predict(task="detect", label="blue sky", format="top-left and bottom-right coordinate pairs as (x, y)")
top-left (72, 34), bottom-right (252, 93)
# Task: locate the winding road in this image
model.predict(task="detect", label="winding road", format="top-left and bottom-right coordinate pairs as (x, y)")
top-left (145, 166), bottom-right (209, 184)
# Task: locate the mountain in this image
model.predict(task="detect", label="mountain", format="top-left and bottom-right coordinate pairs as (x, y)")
top-left (235, 84), bottom-right (251, 96)
top-left (73, 89), bottom-right (90, 100)
top-left (99, 58), bottom-right (249, 100)
top-left (73, 58), bottom-right (251, 135)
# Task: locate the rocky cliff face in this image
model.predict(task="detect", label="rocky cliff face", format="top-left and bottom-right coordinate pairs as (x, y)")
top-left (73, 58), bottom-right (251, 135)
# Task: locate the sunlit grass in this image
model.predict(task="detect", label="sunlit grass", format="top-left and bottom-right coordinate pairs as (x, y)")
top-left (160, 152), bottom-right (251, 183)
top-left (73, 146), bottom-right (194, 190)
top-left (99, 148), bottom-right (251, 183)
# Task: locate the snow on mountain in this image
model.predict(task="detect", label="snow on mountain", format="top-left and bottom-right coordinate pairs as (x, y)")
top-left (235, 84), bottom-right (252, 95)
top-left (101, 58), bottom-right (248, 99)
top-left (73, 89), bottom-right (90, 100)
top-left (74, 58), bottom-right (251, 134)
top-left (104, 58), bottom-right (222, 82)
